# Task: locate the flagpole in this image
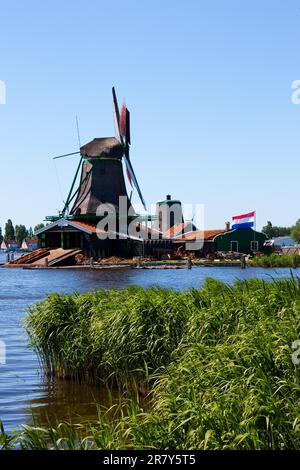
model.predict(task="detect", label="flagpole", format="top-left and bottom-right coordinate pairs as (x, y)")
top-left (254, 211), bottom-right (256, 253)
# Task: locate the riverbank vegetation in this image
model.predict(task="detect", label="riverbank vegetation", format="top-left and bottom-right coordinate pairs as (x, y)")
top-left (2, 276), bottom-right (300, 449)
top-left (0, 219), bottom-right (43, 244)
top-left (249, 253), bottom-right (300, 268)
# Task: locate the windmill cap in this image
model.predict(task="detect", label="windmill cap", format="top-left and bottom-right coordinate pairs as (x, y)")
top-left (157, 197), bottom-right (182, 205)
top-left (80, 137), bottom-right (124, 159)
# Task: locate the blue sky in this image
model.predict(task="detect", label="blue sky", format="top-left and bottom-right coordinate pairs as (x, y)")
top-left (0, 0), bottom-right (299, 231)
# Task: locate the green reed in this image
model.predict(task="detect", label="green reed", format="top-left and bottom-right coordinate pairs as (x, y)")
top-left (249, 253), bottom-right (300, 268)
top-left (5, 276), bottom-right (299, 449)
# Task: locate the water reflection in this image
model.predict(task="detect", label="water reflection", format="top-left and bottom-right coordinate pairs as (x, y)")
top-left (27, 378), bottom-right (127, 428)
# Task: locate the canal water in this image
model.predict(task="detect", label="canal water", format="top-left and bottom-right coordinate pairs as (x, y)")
top-left (0, 260), bottom-right (299, 432)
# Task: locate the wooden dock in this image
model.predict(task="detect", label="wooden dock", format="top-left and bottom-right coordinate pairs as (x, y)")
top-left (4, 248), bottom-right (83, 268)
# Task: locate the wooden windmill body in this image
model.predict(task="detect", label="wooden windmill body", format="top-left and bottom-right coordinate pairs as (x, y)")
top-left (54, 88), bottom-right (146, 224)
top-left (70, 137), bottom-right (132, 217)
top-left (34, 88), bottom-right (175, 261)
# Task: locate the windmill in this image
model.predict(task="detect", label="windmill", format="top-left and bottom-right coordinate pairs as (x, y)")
top-left (52, 87), bottom-right (146, 223)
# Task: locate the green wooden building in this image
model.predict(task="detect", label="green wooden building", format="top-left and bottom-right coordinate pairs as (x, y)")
top-left (214, 228), bottom-right (267, 254)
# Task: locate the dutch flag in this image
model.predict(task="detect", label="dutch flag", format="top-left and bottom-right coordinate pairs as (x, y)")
top-left (232, 211), bottom-right (255, 230)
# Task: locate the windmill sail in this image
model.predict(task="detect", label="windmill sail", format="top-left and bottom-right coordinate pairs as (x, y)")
top-left (112, 87), bottom-right (123, 144)
top-left (120, 103), bottom-right (126, 138)
top-left (112, 88), bottom-right (146, 211)
top-left (124, 155), bottom-right (146, 211)
top-left (125, 108), bottom-right (131, 145)
top-left (120, 104), bottom-right (131, 147)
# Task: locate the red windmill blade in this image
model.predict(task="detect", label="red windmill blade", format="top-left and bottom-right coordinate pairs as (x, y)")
top-left (112, 87), bottom-right (146, 211)
top-left (120, 103), bottom-right (126, 138)
top-left (119, 102), bottom-right (131, 146)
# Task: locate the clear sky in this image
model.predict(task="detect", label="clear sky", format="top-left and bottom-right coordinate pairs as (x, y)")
top-left (0, 0), bottom-right (299, 232)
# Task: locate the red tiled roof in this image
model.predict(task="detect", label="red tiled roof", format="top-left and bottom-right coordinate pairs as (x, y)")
top-left (175, 229), bottom-right (225, 241)
top-left (203, 229), bottom-right (225, 240)
top-left (164, 222), bottom-right (194, 239)
top-left (71, 220), bottom-right (112, 235)
top-left (71, 220), bottom-right (98, 233)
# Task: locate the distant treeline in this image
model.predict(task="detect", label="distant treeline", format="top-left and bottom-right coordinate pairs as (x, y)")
top-left (262, 220), bottom-right (300, 244)
top-left (262, 221), bottom-right (291, 238)
top-left (0, 219), bottom-right (45, 245)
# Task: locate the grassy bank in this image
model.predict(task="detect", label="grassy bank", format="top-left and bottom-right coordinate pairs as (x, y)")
top-left (249, 253), bottom-right (300, 268)
top-left (2, 276), bottom-right (300, 449)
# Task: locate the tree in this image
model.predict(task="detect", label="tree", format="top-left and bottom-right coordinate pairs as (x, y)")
top-left (262, 221), bottom-right (291, 239)
top-left (28, 227), bottom-right (34, 238)
top-left (275, 226), bottom-right (291, 237)
top-left (262, 221), bottom-right (273, 239)
top-left (34, 223), bottom-right (45, 233)
top-left (4, 219), bottom-right (15, 240)
top-left (15, 225), bottom-right (28, 246)
top-left (291, 219), bottom-right (300, 245)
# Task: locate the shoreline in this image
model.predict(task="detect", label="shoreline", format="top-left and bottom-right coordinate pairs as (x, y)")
top-left (1, 263), bottom-right (299, 270)
top-left (14, 277), bottom-right (300, 450)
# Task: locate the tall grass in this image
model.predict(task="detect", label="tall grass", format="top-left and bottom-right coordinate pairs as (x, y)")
top-left (249, 253), bottom-right (300, 268)
top-left (9, 276), bottom-right (300, 449)
top-left (25, 286), bottom-right (190, 385)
